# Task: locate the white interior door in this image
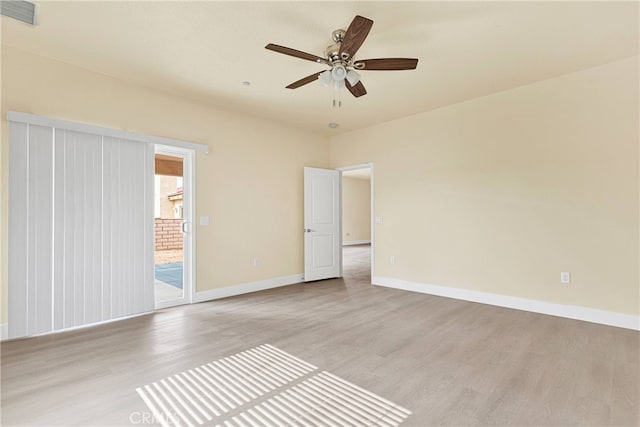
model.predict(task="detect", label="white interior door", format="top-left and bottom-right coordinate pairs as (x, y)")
top-left (304, 167), bottom-right (341, 281)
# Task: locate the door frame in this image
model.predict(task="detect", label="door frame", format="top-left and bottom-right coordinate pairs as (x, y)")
top-left (154, 145), bottom-right (196, 309)
top-left (336, 162), bottom-right (375, 281)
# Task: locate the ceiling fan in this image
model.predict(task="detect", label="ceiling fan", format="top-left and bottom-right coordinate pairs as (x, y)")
top-left (265, 15), bottom-right (418, 105)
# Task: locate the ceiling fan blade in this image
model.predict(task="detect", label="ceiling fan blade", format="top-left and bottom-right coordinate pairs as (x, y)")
top-left (339, 15), bottom-right (373, 60)
top-left (354, 58), bottom-right (419, 71)
top-left (265, 43), bottom-right (328, 64)
top-left (286, 71), bottom-right (324, 89)
top-left (346, 80), bottom-right (367, 98)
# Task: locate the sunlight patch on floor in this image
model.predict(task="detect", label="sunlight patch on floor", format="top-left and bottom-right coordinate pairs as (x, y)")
top-left (136, 344), bottom-right (410, 426)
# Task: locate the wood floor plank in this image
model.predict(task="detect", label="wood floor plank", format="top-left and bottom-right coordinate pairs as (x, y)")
top-left (1, 245), bottom-right (638, 426)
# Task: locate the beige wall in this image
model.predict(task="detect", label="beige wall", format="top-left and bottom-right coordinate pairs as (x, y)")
top-left (342, 177), bottom-right (370, 243)
top-left (2, 46), bottom-right (637, 325)
top-left (330, 56), bottom-right (639, 316)
top-left (0, 46), bottom-right (329, 323)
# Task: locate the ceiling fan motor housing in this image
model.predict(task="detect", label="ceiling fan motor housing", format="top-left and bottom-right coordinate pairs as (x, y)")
top-left (331, 29), bottom-right (346, 43)
top-left (325, 42), bottom-right (341, 62)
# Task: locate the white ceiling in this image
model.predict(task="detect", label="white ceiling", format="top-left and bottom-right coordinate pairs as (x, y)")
top-left (2, 1), bottom-right (638, 136)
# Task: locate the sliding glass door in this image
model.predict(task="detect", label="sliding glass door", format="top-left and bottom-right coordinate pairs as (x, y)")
top-left (7, 112), bottom-right (203, 338)
top-left (153, 146), bottom-right (194, 309)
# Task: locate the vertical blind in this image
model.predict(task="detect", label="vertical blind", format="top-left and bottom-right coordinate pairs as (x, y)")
top-left (9, 120), bottom-right (155, 338)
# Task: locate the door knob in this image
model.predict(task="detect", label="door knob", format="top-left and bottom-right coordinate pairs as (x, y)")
top-left (304, 228), bottom-right (316, 233)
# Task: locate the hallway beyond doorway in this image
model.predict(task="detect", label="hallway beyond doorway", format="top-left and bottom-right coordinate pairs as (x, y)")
top-left (343, 244), bottom-right (371, 283)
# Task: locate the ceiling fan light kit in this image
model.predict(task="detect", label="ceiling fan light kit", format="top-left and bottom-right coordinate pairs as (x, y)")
top-left (319, 70), bottom-right (333, 87)
top-left (265, 15), bottom-right (419, 107)
top-left (331, 64), bottom-right (347, 81)
top-left (346, 70), bottom-right (361, 85)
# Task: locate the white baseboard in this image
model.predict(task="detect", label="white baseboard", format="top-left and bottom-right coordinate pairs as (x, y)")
top-left (194, 274), bottom-right (304, 303)
top-left (373, 276), bottom-right (640, 331)
top-left (2, 275), bottom-right (304, 341)
top-left (2, 312), bottom-right (155, 341)
top-left (343, 240), bottom-right (371, 246)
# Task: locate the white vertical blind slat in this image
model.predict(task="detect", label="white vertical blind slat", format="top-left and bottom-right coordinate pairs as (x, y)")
top-left (123, 141), bottom-right (135, 316)
top-left (53, 129), bottom-right (66, 330)
top-left (79, 131), bottom-right (103, 325)
top-left (73, 132), bottom-right (86, 327)
top-left (26, 129), bottom-right (39, 334)
top-left (104, 138), bottom-right (123, 318)
top-left (28, 125), bottom-right (54, 335)
top-left (104, 136), bottom-right (155, 320)
top-left (92, 138), bottom-right (104, 322)
top-left (102, 139), bottom-right (115, 320)
top-left (132, 144), bottom-right (144, 313)
top-left (63, 132), bottom-right (77, 329)
top-left (143, 143), bottom-right (155, 313)
top-left (8, 122), bottom-right (29, 338)
top-left (130, 142), bottom-right (144, 313)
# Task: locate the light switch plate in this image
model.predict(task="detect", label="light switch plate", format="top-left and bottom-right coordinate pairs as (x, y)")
top-left (200, 216), bottom-right (210, 226)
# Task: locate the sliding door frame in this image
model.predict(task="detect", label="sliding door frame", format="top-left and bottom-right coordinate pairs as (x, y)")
top-left (154, 145), bottom-right (196, 309)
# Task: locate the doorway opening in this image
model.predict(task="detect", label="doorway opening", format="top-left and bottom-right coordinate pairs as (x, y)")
top-left (154, 154), bottom-right (184, 303)
top-left (340, 164), bottom-right (373, 283)
top-left (154, 147), bottom-right (194, 308)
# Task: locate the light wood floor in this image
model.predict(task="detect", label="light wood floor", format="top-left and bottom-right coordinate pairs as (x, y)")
top-left (1, 245), bottom-right (638, 426)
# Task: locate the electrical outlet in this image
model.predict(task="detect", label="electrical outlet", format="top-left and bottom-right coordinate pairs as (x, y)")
top-left (253, 257), bottom-right (260, 267)
top-left (560, 272), bottom-right (570, 284)
top-left (390, 256), bottom-right (396, 265)
top-left (375, 216), bottom-right (384, 224)
top-left (199, 216), bottom-right (210, 226)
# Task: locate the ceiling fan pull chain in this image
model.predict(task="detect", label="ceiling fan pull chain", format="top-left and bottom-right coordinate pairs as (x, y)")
top-left (333, 81), bottom-right (342, 108)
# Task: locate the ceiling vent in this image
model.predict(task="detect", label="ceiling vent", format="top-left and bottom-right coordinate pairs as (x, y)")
top-left (1, 1), bottom-right (37, 26)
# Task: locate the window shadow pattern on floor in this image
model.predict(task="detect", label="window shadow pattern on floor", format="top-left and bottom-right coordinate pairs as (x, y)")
top-left (136, 344), bottom-right (411, 426)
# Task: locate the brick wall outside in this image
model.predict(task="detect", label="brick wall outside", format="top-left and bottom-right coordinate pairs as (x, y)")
top-left (155, 218), bottom-right (183, 250)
